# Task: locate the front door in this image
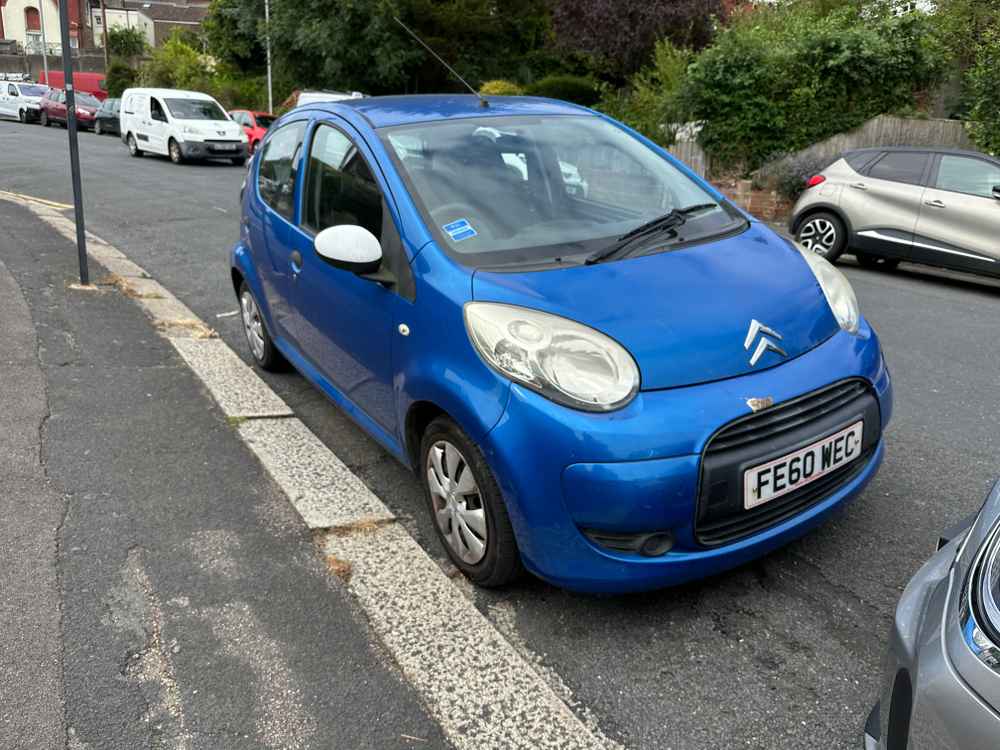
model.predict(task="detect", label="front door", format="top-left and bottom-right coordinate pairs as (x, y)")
top-left (286, 121), bottom-right (398, 433)
top-left (913, 153), bottom-right (1000, 273)
top-left (0, 83), bottom-right (16, 117)
top-left (841, 150), bottom-right (930, 260)
top-left (247, 118), bottom-right (308, 341)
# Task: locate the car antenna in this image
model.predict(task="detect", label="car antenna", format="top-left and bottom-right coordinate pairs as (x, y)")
top-left (393, 16), bottom-right (489, 108)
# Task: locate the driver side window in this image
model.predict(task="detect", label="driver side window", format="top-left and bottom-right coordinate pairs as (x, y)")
top-left (303, 124), bottom-right (383, 239)
top-left (150, 98), bottom-right (166, 122)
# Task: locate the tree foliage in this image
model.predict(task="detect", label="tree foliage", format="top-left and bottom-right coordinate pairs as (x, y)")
top-left (680, 6), bottom-right (947, 170)
top-left (550, 0), bottom-right (724, 80)
top-left (106, 25), bottom-right (148, 59)
top-left (141, 31), bottom-right (213, 91)
top-left (966, 28), bottom-right (1000, 154)
top-left (105, 58), bottom-right (139, 97)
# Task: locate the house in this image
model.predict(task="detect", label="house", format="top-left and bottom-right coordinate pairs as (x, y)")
top-left (0, 0), bottom-right (87, 52)
top-left (118, 0), bottom-right (208, 46)
top-left (89, 2), bottom-right (154, 49)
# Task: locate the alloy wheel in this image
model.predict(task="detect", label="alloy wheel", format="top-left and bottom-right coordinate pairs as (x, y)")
top-left (798, 218), bottom-right (838, 256)
top-left (240, 290), bottom-right (266, 362)
top-left (426, 440), bottom-right (488, 565)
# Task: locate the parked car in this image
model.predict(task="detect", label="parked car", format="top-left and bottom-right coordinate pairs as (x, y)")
top-left (120, 88), bottom-right (248, 165)
top-left (36, 70), bottom-right (107, 101)
top-left (294, 90), bottom-right (365, 107)
top-left (39, 88), bottom-right (99, 130)
top-left (229, 109), bottom-right (275, 153)
top-left (0, 80), bottom-right (49, 123)
top-left (231, 95), bottom-right (892, 593)
top-left (93, 98), bottom-right (121, 136)
top-left (791, 147), bottom-right (1000, 277)
top-left (865, 480), bottom-right (1000, 749)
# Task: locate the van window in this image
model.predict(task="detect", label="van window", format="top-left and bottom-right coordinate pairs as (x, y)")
top-left (165, 98), bottom-right (226, 121)
top-left (150, 97), bottom-right (167, 122)
top-left (258, 120), bottom-right (307, 222)
top-left (303, 124), bottom-right (383, 239)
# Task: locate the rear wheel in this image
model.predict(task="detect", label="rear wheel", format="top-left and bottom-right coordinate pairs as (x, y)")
top-left (796, 212), bottom-right (847, 262)
top-left (127, 133), bottom-right (143, 157)
top-left (421, 417), bottom-right (522, 587)
top-left (168, 139), bottom-right (184, 164)
top-left (40, 111), bottom-right (49, 127)
top-left (855, 252), bottom-right (900, 271)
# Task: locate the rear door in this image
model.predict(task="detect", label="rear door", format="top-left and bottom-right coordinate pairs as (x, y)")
top-left (840, 150), bottom-right (930, 260)
top-left (913, 153), bottom-right (1000, 273)
top-left (144, 96), bottom-right (169, 154)
top-left (0, 83), bottom-right (17, 117)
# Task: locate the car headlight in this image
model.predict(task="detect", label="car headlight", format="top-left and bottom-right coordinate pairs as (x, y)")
top-left (956, 481), bottom-right (1000, 671)
top-left (464, 302), bottom-right (640, 412)
top-left (794, 242), bottom-right (860, 334)
top-left (182, 125), bottom-right (199, 135)
top-left (970, 518), bottom-right (1000, 657)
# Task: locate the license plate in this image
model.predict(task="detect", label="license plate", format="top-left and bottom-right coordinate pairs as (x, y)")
top-left (743, 420), bottom-right (864, 510)
top-left (214, 143), bottom-right (237, 151)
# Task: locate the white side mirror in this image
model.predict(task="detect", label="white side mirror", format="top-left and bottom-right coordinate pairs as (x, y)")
top-left (314, 225), bottom-right (382, 275)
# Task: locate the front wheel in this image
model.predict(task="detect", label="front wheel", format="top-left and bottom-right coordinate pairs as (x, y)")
top-left (18, 109), bottom-right (26, 123)
top-left (168, 139), bottom-right (184, 164)
top-left (40, 111), bottom-right (49, 127)
top-left (127, 133), bottom-right (143, 157)
top-left (421, 417), bottom-right (522, 587)
top-left (796, 212), bottom-right (847, 262)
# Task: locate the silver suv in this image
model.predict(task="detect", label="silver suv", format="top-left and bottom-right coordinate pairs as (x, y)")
top-left (790, 148), bottom-right (1000, 275)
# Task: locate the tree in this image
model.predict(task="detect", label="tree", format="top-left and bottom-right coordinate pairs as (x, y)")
top-left (550, 0), bottom-right (725, 80)
top-left (141, 31), bottom-right (213, 91)
top-left (966, 29), bottom-right (1000, 154)
top-left (105, 58), bottom-right (139, 97)
top-left (106, 25), bottom-right (148, 59)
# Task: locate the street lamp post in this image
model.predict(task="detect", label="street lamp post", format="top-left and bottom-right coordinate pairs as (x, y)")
top-left (56, 0), bottom-right (90, 285)
top-left (264, 0), bottom-right (272, 113)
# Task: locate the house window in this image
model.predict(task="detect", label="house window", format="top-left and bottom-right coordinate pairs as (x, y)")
top-left (25, 7), bottom-right (41, 31)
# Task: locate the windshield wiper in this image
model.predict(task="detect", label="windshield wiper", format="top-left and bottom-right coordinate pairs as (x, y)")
top-left (584, 204), bottom-right (719, 265)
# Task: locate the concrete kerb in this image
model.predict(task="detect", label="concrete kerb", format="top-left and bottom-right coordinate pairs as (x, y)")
top-left (0, 191), bottom-right (621, 750)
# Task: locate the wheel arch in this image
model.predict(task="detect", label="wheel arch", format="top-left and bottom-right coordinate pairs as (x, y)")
top-left (791, 202), bottom-right (854, 239)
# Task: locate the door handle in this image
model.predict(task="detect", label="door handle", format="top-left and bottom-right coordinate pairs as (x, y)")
top-left (290, 250), bottom-right (303, 273)
top-left (924, 199), bottom-right (946, 208)
top-left (851, 183), bottom-right (868, 191)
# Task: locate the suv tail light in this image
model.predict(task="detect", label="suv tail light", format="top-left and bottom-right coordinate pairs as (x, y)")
top-left (805, 175), bottom-right (826, 189)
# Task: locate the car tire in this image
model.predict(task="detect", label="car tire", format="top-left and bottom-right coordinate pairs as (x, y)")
top-left (94, 120), bottom-right (102, 136)
top-left (40, 111), bottom-right (49, 127)
top-left (18, 109), bottom-right (26, 123)
top-left (796, 212), bottom-right (847, 262)
top-left (127, 133), bottom-right (143, 157)
top-left (855, 252), bottom-right (900, 271)
top-left (238, 282), bottom-right (286, 371)
top-left (168, 139), bottom-right (184, 164)
top-left (420, 416), bottom-right (523, 588)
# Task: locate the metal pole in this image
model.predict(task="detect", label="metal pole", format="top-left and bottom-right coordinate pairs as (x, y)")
top-left (100, 0), bottom-right (109, 69)
top-left (37, 0), bottom-right (50, 83)
top-left (57, 0), bottom-right (90, 285)
top-left (264, 0), bottom-right (272, 112)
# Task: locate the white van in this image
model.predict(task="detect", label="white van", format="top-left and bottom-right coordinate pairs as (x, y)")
top-left (120, 88), bottom-right (248, 165)
top-left (0, 80), bottom-right (49, 123)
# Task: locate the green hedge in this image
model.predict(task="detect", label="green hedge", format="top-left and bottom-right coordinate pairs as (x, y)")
top-left (967, 29), bottom-right (1000, 155)
top-left (479, 79), bottom-right (525, 96)
top-left (525, 75), bottom-right (599, 106)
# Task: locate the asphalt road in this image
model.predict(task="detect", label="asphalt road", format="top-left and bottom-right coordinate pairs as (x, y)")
top-left (4, 121), bottom-right (1000, 749)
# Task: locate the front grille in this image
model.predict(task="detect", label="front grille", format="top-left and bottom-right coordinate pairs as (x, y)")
top-left (696, 378), bottom-right (879, 547)
top-left (707, 379), bottom-right (869, 455)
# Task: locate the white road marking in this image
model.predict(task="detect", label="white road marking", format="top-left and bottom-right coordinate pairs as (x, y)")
top-left (0, 191), bottom-right (622, 750)
top-left (216, 309), bottom-right (240, 319)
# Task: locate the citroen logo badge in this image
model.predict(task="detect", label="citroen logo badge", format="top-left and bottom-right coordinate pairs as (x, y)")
top-left (744, 319), bottom-right (787, 367)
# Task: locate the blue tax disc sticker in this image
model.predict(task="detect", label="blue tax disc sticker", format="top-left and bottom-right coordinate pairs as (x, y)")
top-left (442, 218), bottom-right (477, 241)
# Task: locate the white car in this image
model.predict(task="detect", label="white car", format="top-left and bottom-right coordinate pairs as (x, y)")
top-left (295, 90), bottom-right (365, 107)
top-left (0, 81), bottom-right (49, 123)
top-left (119, 87), bottom-right (249, 165)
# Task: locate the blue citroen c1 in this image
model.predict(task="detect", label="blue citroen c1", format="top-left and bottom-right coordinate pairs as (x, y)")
top-left (230, 95), bottom-right (893, 593)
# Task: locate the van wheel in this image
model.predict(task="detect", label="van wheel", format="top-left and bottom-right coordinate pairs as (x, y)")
top-left (18, 109), bottom-right (27, 123)
top-left (168, 139), bottom-right (183, 164)
top-left (238, 282), bottom-right (286, 371)
top-left (796, 212), bottom-right (846, 262)
top-left (855, 252), bottom-right (900, 271)
top-left (127, 133), bottom-right (143, 157)
top-left (421, 417), bottom-right (523, 587)
top-left (40, 111), bottom-right (49, 127)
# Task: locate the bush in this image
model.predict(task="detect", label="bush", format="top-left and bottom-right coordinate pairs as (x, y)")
top-left (525, 74), bottom-right (599, 106)
top-left (966, 29), bottom-right (1000, 155)
top-left (762, 152), bottom-right (835, 202)
top-left (679, 7), bottom-right (947, 171)
top-left (479, 79), bottom-right (525, 96)
top-left (105, 58), bottom-right (139, 98)
top-left (106, 26), bottom-right (147, 60)
top-left (141, 31), bottom-right (213, 92)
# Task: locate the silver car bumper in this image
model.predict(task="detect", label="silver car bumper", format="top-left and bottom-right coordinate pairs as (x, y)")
top-left (866, 483), bottom-right (1000, 749)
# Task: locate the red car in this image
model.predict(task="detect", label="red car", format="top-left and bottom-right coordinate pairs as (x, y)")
top-left (229, 109), bottom-right (276, 153)
top-left (39, 88), bottom-right (100, 130)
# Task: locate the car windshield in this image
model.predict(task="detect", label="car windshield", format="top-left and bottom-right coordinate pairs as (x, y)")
top-left (381, 115), bottom-right (744, 268)
top-left (165, 98), bottom-right (227, 121)
top-left (76, 93), bottom-right (100, 107)
top-left (255, 114), bottom-right (276, 128)
top-left (20, 84), bottom-right (47, 96)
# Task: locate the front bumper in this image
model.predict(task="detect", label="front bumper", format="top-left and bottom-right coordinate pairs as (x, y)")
top-left (179, 140), bottom-right (248, 160)
top-left (480, 321), bottom-right (892, 592)
top-left (866, 483), bottom-right (1000, 749)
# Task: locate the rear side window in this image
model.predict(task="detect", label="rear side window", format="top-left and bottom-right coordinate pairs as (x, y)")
top-left (303, 124), bottom-right (383, 238)
top-left (845, 151), bottom-right (879, 173)
top-left (935, 155), bottom-right (1000, 199)
top-left (867, 152), bottom-right (929, 186)
top-left (258, 120), bottom-right (307, 222)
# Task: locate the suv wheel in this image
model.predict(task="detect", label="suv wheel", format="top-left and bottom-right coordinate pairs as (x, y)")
top-left (796, 212), bottom-right (847, 262)
top-left (421, 417), bottom-right (523, 587)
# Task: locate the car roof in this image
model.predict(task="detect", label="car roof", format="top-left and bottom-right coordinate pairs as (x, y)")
top-left (123, 88), bottom-right (217, 100)
top-left (313, 94), bottom-right (593, 128)
top-left (845, 146), bottom-right (997, 161)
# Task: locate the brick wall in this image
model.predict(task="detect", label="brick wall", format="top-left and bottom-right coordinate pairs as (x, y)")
top-left (712, 178), bottom-right (793, 223)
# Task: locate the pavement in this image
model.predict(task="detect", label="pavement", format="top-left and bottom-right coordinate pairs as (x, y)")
top-left (3, 121), bottom-right (1000, 749)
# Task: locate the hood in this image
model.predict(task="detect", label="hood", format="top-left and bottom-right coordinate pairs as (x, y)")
top-left (181, 120), bottom-right (243, 138)
top-left (471, 223), bottom-right (842, 391)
